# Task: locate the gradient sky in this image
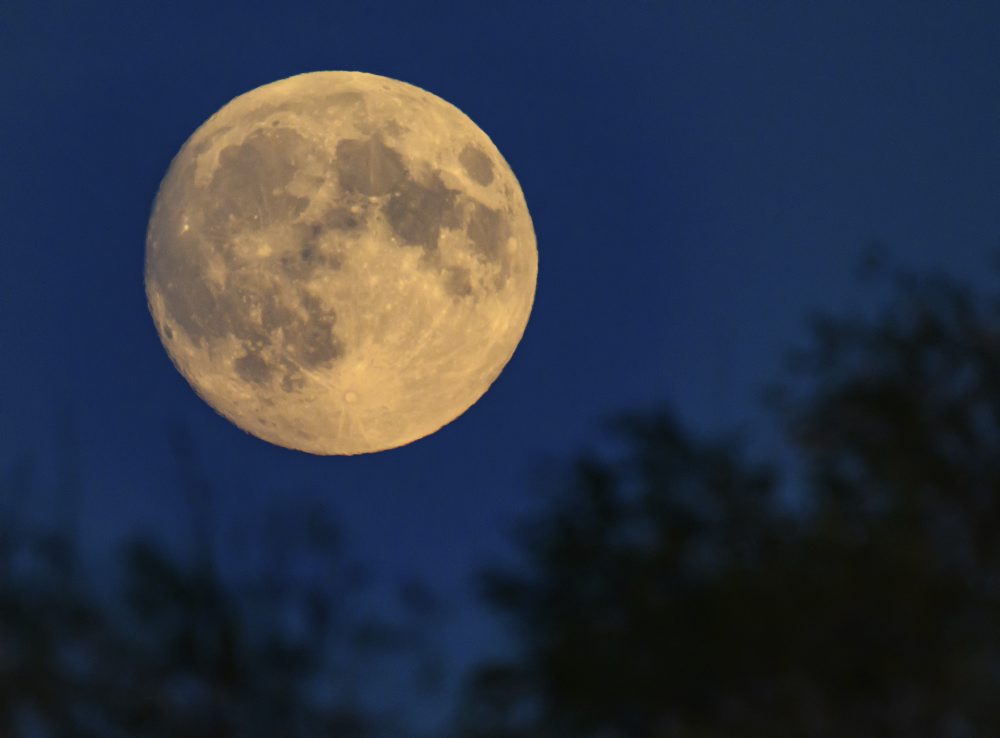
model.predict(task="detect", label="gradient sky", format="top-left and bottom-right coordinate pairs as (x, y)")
top-left (3, 0), bottom-right (1000, 722)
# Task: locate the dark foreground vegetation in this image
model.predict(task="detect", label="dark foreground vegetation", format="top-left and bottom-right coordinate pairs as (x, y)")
top-left (6, 261), bottom-right (1000, 737)
top-left (458, 263), bottom-right (1000, 737)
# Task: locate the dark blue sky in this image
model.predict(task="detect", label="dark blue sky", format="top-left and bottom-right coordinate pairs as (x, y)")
top-left (3, 0), bottom-right (1000, 721)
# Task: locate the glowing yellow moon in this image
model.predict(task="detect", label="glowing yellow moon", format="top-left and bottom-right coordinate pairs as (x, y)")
top-left (145, 72), bottom-right (537, 455)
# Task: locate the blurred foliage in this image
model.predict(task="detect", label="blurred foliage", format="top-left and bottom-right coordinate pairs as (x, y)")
top-left (8, 261), bottom-right (1000, 737)
top-left (458, 266), bottom-right (1000, 737)
top-left (0, 426), bottom-right (439, 738)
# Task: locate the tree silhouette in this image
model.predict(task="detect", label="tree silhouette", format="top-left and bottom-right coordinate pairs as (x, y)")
top-left (459, 265), bottom-right (1000, 737)
top-left (0, 422), bottom-right (437, 737)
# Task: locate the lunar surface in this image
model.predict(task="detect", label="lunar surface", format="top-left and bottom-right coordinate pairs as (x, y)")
top-left (145, 71), bottom-right (537, 455)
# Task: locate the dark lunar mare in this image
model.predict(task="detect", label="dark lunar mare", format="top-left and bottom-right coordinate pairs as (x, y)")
top-left (149, 126), bottom-right (347, 391)
top-left (333, 136), bottom-right (513, 278)
top-left (459, 144), bottom-right (494, 185)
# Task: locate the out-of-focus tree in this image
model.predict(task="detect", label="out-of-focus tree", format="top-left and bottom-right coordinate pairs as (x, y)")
top-left (0, 422), bottom-right (438, 737)
top-left (458, 265), bottom-right (1000, 737)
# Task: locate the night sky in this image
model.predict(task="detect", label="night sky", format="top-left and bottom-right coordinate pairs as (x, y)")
top-left (3, 0), bottom-right (1000, 723)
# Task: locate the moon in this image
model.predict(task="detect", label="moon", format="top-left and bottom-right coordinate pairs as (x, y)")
top-left (145, 72), bottom-right (537, 455)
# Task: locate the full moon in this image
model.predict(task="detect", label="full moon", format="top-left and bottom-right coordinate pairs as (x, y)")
top-left (145, 72), bottom-right (537, 455)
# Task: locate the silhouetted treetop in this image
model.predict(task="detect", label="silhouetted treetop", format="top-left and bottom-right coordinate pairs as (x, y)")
top-left (460, 264), bottom-right (1000, 738)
